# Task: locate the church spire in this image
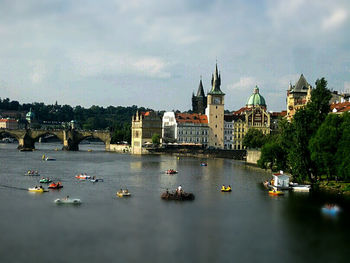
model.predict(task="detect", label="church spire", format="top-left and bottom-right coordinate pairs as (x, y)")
top-left (208, 63), bottom-right (224, 95)
top-left (196, 77), bottom-right (205, 97)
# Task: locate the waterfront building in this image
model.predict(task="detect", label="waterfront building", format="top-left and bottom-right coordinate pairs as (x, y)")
top-left (230, 86), bottom-right (271, 150)
top-left (162, 112), bottom-right (209, 146)
top-left (131, 111), bottom-right (162, 154)
top-left (192, 78), bottom-right (207, 114)
top-left (0, 118), bottom-right (18, 129)
top-left (224, 115), bottom-right (234, 149)
top-left (205, 64), bottom-right (225, 149)
top-left (286, 74), bottom-right (312, 121)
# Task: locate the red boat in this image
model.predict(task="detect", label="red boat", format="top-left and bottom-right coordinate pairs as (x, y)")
top-left (165, 169), bottom-right (178, 174)
top-left (48, 182), bottom-right (63, 189)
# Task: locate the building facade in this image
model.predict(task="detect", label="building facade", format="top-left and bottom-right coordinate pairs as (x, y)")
top-left (131, 111), bottom-right (162, 154)
top-left (205, 64), bottom-right (225, 149)
top-left (224, 115), bottom-right (234, 149)
top-left (286, 74), bottom-right (312, 121)
top-left (0, 118), bottom-right (18, 129)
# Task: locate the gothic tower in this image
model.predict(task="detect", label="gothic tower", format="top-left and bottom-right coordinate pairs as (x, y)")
top-left (192, 77), bottom-right (207, 114)
top-left (205, 63), bottom-right (225, 149)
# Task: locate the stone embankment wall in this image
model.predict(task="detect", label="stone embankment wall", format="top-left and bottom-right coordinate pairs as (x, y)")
top-left (246, 149), bottom-right (261, 165)
top-left (109, 144), bottom-right (131, 153)
top-left (147, 147), bottom-right (246, 160)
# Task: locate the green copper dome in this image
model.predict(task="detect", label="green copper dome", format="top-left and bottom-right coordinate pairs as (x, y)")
top-left (246, 86), bottom-right (266, 107)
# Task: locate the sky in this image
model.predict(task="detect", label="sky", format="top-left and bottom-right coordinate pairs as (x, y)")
top-left (0, 0), bottom-right (349, 112)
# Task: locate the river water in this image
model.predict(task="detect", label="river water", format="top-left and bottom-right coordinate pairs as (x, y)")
top-left (0, 142), bottom-right (349, 263)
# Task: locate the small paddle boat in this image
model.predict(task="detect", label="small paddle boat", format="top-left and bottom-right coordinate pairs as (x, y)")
top-left (25, 170), bottom-right (40, 176)
top-left (55, 198), bottom-right (81, 205)
top-left (39, 178), bottom-right (52, 183)
top-left (75, 174), bottom-right (91, 180)
top-left (165, 169), bottom-right (178, 174)
top-left (28, 187), bottom-right (44, 193)
top-left (200, 162), bottom-right (207, 166)
top-left (221, 185), bottom-right (232, 192)
top-left (116, 189), bottom-right (131, 197)
top-left (90, 178), bottom-right (104, 183)
top-left (48, 182), bottom-right (63, 189)
top-left (268, 189), bottom-right (284, 196)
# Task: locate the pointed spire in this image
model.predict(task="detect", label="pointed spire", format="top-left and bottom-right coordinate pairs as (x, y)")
top-left (196, 77), bottom-right (205, 97)
top-left (208, 62), bottom-right (224, 95)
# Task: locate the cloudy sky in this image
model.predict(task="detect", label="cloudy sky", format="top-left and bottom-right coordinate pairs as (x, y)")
top-left (0, 0), bottom-right (349, 112)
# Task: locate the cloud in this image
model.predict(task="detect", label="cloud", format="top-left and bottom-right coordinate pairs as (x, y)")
top-left (227, 77), bottom-right (258, 92)
top-left (29, 60), bottom-right (47, 84)
top-left (322, 9), bottom-right (347, 30)
top-left (69, 51), bottom-right (170, 79)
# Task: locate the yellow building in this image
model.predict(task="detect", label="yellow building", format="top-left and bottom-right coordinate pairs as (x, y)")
top-left (286, 74), bottom-right (312, 121)
top-left (131, 111), bottom-right (162, 154)
top-left (205, 64), bottom-right (225, 149)
top-left (0, 118), bottom-right (18, 129)
top-left (232, 86), bottom-right (271, 149)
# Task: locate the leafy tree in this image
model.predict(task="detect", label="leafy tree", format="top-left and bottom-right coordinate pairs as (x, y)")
top-left (258, 141), bottom-right (286, 171)
top-left (152, 133), bottom-right (161, 145)
top-left (243, 129), bottom-right (266, 148)
top-left (309, 114), bottom-right (342, 181)
top-left (335, 113), bottom-right (350, 181)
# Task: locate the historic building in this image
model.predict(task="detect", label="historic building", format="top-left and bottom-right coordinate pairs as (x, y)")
top-left (286, 74), bottom-right (312, 121)
top-left (228, 86), bottom-right (271, 150)
top-left (162, 112), bottom-right (209, 146)
top-left (224, 115), bottom-right (234, 149)
top-left (0, 118), bottom-right (18, 129)
top-left (205, 64), bottom-right (225, 149)
top-left (131, 111), bottom-right (162, 154)
top-left (192, 78), bottom-right (207, 114)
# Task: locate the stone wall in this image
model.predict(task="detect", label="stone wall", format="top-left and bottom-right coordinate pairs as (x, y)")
top-left (246, 149), bottom-right (261, 165)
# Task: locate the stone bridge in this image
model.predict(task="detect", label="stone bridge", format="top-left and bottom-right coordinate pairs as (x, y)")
top-left (0, 128), bottom-right (112, 151)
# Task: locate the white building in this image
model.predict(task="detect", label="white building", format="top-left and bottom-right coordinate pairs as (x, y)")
top-left (162, 112), bottom-right (209, 147)
top-left (224, 115), bottom-right (234, 149)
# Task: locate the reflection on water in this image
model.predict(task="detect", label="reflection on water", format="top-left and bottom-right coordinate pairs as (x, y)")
top-left (0, 143), bottom-right (349, 263)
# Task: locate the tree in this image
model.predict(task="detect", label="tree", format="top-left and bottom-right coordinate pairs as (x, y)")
top-left (335, 113), bottom-right (350, 181)
top-left (243, 129), bottom-right (266, 148)
top-left (258, 141), bottom-right (286, 171)
top-left (152, 133), bottom-right (161, 145)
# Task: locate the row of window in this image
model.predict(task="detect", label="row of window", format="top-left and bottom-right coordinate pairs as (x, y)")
top-left (178, 137), bottom-right (208, 143)
top-left (178, 130), bottom-right (208, 135)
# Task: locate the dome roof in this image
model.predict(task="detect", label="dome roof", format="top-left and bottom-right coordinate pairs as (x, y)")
top-left (26, 108), bottom-right (35, 119)
top-left (246, 86), bottom-right (266, 107)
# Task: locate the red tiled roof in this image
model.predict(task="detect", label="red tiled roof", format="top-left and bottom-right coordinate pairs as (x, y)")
top-left (233, 107), bottom-right (250, 115)
top-left (0, 119), bottom-right (17, 122)
top-left (175, 113), bottom-right (208, 124)
top-left (330, 101), bottom-right (350, 112)
top-left (271, 111), bottom-right (287, 117)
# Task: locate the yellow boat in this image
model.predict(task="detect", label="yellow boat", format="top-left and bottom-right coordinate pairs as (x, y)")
top-left (269, 190), bottom-right (284, 196)
top-left (221, 186), bottom-right (232, 192)
top-left (28, 187), bottom-right (44, 193)
top-left (116, 190), bottom-right (131, 197)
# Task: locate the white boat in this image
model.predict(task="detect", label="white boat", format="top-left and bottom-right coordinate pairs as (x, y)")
top-left (90, 178), bottom-right (104, 182)
top-left (54, 198), bottom-right (81, 204)
top-left (292, 185), bottom-right (311, 192)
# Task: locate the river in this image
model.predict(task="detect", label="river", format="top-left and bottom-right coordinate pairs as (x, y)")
top-left (0, 142), bottom-right (349, 263)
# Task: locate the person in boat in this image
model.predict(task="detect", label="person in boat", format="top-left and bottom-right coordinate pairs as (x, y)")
top-left (227, 185), bottom-right (231, 190)
top-left (39, 185), bottom-right (43, 189)
top-left (176, 185), bottom-right (183, 195)
top-left (92, 176), bottom-right (96, 180)
top-left (221, 185), bottom-right (226, 191)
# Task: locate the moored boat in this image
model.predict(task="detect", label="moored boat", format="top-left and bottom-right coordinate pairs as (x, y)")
top-left (268, 189), bottom-right (284, 196)
top-left (292, 185), bottom-right (311, 192)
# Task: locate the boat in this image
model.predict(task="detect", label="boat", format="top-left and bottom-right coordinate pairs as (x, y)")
top-left (116, 189), bottom-right (131, 197)
top-left (292, 185), bottom-right (311, 192)
top-left (268, 189), bottom-right (284, 196)
top-left (28, 187), bottom-right (44, 193)
top-left (42, 154), bottom-right (56, 161)
top-left (90, 178), bottom-right (104, 182)
top-left (48, 182), bottom-right (63, 189)
top-left (165, 169), bottom-right (178, 174)
top-left (54, 198), bottom-right (81, 205)
top-left (161, 191), bottom-right (195, 201)
top-left (25, 170), bottom-right (40, 176)
top-left (39, 178), bottom-right (52, 183)
top-left (200, 162), bottom-right (207, 166)
top-left (221, 186), bottom-right (232, 192)
top-left (75, 174), bottom-right (91, 180)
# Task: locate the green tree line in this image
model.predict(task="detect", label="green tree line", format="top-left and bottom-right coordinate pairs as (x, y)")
top-left (0, 98), bottom-right (152, 144)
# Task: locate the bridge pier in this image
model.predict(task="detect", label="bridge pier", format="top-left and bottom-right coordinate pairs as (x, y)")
top-left (18, 134), bottom-right (36, 151)
top-left (62, 130), bottom-right (79, 151)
